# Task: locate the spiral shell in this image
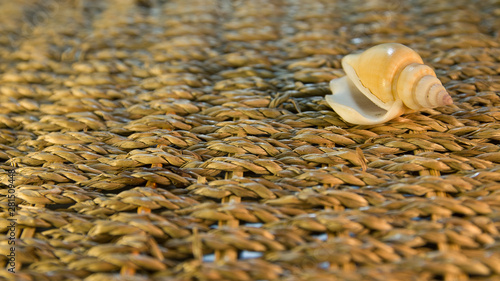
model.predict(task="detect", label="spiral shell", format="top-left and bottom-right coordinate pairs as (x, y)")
top-left (325, 43), bottom-right (453, 125)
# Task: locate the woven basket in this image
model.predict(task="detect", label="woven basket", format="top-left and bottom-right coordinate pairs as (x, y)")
top-left (1, 0), bottom-right (500, 280)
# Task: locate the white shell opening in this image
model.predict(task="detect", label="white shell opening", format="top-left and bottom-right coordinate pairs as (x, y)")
top-left (326, 76), bottom-right (405, 125)
top-left (342, 56), bottom-right (394, 111)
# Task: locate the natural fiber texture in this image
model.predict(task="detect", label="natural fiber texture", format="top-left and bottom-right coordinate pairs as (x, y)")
top-left (0, 0), bottom-right (499, 280)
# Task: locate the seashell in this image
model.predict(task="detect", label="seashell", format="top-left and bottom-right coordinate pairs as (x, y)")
top-left (325, 43), bottom-right (453, 125)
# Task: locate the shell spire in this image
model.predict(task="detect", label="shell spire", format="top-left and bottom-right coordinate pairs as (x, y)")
top-left (325, 43), bottom-right (453, 125)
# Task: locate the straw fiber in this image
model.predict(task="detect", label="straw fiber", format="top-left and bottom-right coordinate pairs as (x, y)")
top-left (0, 0), bottom-right (500, 280)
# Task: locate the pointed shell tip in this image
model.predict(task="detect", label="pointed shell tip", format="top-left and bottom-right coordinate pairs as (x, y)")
top-left (442, 92), bottom-right (453, 106)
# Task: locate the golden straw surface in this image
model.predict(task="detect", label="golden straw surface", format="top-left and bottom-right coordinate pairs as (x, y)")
top-left (0, 0), bottom-right (499, 280)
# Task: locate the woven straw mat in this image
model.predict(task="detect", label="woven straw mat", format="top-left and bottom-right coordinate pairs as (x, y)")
top-left (0, 0), bottom-right (500, 280)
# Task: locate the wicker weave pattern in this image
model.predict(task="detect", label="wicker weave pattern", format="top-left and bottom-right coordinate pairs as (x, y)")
top-left (0, 0), bottom-right (499, 280)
